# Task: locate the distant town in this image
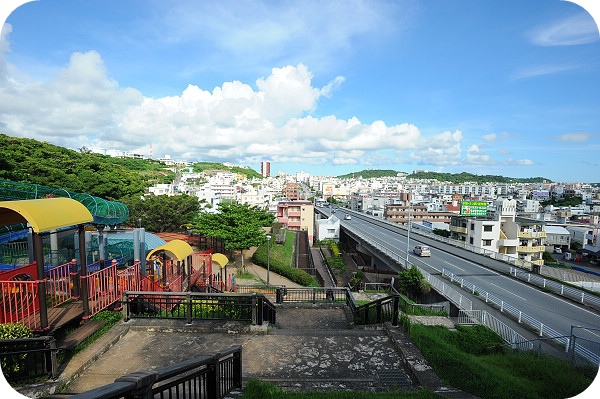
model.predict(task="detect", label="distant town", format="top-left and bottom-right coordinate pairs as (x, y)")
top-left (113, 149), bottom-right (599, 266)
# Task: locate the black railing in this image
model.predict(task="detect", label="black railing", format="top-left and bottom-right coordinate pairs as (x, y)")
top-left (68, 345), bottom-right (242, 399)
top-left (354, 296), bottom-right (400, 325)
top-left (275, 287), bottom-right (349, 304)
top-left (0, 336), bottom-right (59, 381)
top-left (122, 291), bottom-right (276, 325)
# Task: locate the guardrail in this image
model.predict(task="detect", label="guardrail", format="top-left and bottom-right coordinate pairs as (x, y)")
top-left (122, 291), bottom-right (276, 326)
top-left (68, 345), bottom-right (242, 399)
top-left (0, 336), bottom-right (59, 382)
top-left (343, 223), bottom-right (473, 311)
top-left (509, 267), bottom-right (600, 311)
top-left (446, 269), bottom-right (600, 365)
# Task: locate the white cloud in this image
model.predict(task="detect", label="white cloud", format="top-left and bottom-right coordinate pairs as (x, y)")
top-left (555, 132), bottom-right (590, 142)
top-left (505, 158), bottom-right (534, 166)
top-left (529, 12), bottom-right (599, 46)
top-left (0, 31), bottom-right (512, 171)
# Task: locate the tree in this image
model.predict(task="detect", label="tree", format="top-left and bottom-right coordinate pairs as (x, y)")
top-left (398, 266), bottom-right (429, 300)
top-left (192, 202), bottom-right (275, 269)
top-left (122, 194), bottom-right (199, 232)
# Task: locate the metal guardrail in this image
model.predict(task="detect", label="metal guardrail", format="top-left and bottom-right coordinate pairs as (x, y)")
top-left (0, 336), bottom-right (59, 381)
top-left (447, 270), bottom-right (600, 365)
top-left (122, 291), bottom-right (276, 326)
top-left (458, 310), bottom-right (534, 351)
top-left (509, 267), bottom-right (600, 310)
top-left (68, 345), bottom-right (242, 399)
top-left (343, 223), bottom-right (473, 311)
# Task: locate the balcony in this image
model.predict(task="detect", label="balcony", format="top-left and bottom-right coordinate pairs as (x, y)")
top-left (517, 245), bottom-right (545, 253)
top-left (518, 231), bottom-right (547, 239)
top-left (498, 238), bottom-right (519, 247)
top-left (450, 225), bottom-right (468, 234)
top-left (287, 211), bottom-right (301, 217)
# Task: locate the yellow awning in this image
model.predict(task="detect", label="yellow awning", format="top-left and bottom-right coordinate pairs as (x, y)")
top-left (0, 198), bottom-right (94, 233)
top-left (212, 253), bottom-right (229, 268)
top-left (146, 239), bottom-right (194, 261)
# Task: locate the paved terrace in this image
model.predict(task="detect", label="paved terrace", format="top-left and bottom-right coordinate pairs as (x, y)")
top-left (16, 302), bottom-right (476, 399)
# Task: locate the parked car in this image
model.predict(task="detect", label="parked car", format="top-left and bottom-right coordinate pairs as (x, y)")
top-left (344, 215), bottom-right (351, 220)
top-left (554, 247), bottom-right (562, 254)
top-left (413, 245), bottom-right (431, 257)
top-left (563, 252), bottom-right (573, 261)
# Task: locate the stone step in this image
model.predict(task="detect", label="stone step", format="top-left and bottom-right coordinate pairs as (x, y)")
top-left (57, 320), bottom-right (107, 350)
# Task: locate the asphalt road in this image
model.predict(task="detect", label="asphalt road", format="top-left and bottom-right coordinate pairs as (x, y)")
top-left (320, 207), bottom-right (600, 359)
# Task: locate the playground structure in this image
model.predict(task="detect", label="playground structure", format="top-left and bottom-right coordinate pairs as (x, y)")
top-left (0, 197), bottom-right (231, 333)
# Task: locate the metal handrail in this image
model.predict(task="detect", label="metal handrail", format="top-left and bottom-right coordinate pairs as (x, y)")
top-left (68, 345), bottom-right (242, 399)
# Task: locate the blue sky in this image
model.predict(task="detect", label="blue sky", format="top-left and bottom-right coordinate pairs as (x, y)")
top-left (1, 1), bottom-right (599, 183)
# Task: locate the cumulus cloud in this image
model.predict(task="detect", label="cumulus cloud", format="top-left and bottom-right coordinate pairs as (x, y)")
top-left (0, 27), bottom-right (498, 171)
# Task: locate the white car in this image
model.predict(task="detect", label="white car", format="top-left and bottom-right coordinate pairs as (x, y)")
top-left (554, 247), bottom-right (562, 254)
top-left (413, 245), bottom-right (431, 257)
top-left (344, 215), bottom-right (351, 220)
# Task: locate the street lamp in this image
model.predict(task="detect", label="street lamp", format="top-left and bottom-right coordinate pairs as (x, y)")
top-left (406, 201), bottom-right (411, 268)
top-left (266, 234), bottom-right (272, 285)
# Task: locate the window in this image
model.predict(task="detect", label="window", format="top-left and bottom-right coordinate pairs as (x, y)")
top-left (483, 239), bottom-right (492, 246)
top-left (470, 237), bottom-right (474, 244)
top-left (483, 225), bottom-right (493, 232)
top-left (471, 224), bottom-right (475, 230)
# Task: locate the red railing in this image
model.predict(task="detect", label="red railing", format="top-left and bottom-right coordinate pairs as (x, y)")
top-left (0, 263), bottom-right (42, 329)
top-left (83, 263), bottom-right (119, 318)
top-left (0, 279), bottom-right (41, 330)
top-left (45, 261), bottom-right (75, 308)
top-left (117, 262), bottom-right (141, 293)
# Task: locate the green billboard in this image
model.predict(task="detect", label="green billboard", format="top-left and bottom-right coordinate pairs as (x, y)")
top-left (460, 200), bottom-right (487, 217)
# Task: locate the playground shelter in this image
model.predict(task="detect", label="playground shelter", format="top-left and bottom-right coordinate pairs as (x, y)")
top-left (0, 198), bottom-right (94, 331)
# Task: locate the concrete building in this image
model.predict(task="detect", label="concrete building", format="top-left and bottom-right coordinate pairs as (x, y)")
top-left (315, 213), bottom-right (340, 242)
top-left (544, 225), bottom-right (571, 251)
top-left (276, 200), bottom-right (315, 244)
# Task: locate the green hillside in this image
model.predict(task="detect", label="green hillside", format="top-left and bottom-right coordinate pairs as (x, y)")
top-left (0, 134), bottom-right (263, 201)
top-left (337, 169), bottom-right (401, 179)
top-left (337, 168), bottom-right (550, 184)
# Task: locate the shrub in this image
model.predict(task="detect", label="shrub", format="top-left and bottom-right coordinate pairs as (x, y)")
top-left (0, 323), bottom-right (33, 340)
top-left (0, 323), bottom-right (34, 378)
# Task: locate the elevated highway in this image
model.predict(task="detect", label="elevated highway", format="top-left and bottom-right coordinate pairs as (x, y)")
top-left (316, 206), bottom-right (600, 364)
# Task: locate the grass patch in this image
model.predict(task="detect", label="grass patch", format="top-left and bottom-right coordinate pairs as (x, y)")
top-left (253, 231), bottom-right (319, 287)
top-left (408, 324), bottom-right (595, 399)
top-left (241, 379), bottom-right (439, 399)
top-left (235, 270), bottom-right (256, 280)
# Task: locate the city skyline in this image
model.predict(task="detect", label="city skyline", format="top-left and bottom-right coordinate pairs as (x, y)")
top-left (1, 1), bottom-right (600, 183)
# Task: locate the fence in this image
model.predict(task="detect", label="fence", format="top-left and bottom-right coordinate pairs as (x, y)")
top-left (343, 223), bottom-right (473, 311)
top-left (447, 270), bottom-right (600, 365)
top-left (275, 287), bottom-right (349, 304)
top-left (0, 336), bottom-right (59, 381)
top-left (122, 291), bottom-right (276, 326)
top-left (67, 345), bottom-right (242, 399)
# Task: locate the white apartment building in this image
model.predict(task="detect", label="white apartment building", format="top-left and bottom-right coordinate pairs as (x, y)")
top-left (315, 213), bottom-right (340, 242)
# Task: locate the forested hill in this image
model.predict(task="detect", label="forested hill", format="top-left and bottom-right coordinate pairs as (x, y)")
top-left (408, 171), bottom-right (550, 184)
top-left (337, 168), bottom-right (550, 184)
top-left (0, 134), bottom-right (260, 202)
top-left (337, 169), bottom-right (401, 179)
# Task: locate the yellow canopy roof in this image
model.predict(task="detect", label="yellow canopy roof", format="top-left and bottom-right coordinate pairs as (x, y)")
top-left (0, 198), bottom-right (94, 233)
top-left (212, 253), bottom-right (229, 268)
top-left (146, 239), bottom-right (194, 261)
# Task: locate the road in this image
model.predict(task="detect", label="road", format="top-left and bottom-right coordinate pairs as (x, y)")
top-left (319, 206), bottom-right (600, 361)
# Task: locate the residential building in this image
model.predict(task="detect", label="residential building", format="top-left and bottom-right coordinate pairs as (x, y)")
top-left (315, 213), bottom-right (340, 242)
top-left (276, 200), bottom-right (315, 244)
top-left (283, 182), bottom-right (300, 200)
top-left (261, 161), bottom-right (271, 178)
top-left (544, 225), bottom-right (571, 251)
